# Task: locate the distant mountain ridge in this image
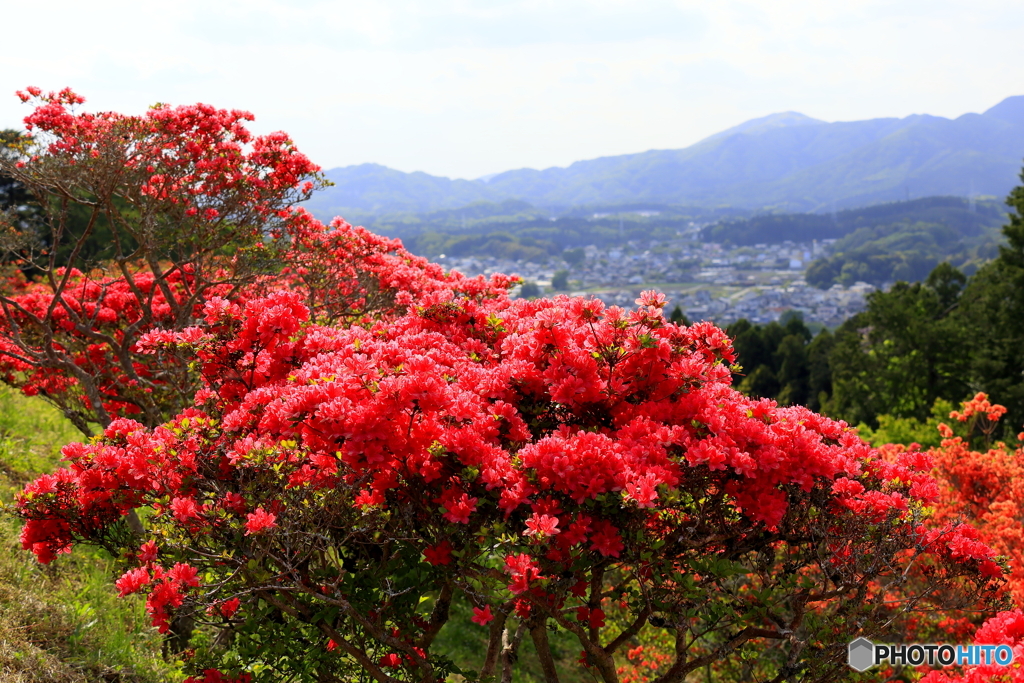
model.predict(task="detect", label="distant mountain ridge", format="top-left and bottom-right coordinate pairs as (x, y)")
top-left (304, 97), bottom-right (1024, 218)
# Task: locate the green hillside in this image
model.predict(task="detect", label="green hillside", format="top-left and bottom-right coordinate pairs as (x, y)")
top-left (704, 195), bottom-right (1005, 245)
top-left (355, 203), bottom-right (745, 260)
top-left (805, 221), bottom-right (1003, 289)
top-left (703, 196), bottom-right (1007, 289)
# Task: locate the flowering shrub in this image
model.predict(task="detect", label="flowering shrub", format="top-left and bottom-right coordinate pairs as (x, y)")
top-left (801, 395), bottom-right (1024, 682)
top-left (930, 395), bottom-right (1024, 607)
top-left (277, 210), bottom-right (516, 325)
top-left (0, 264), bottom-right (228, 432)
top-left (0, 214), bottom-right (512, 434)
top-left (0, 87), bottom-right (323, 432)
top-left (17, 288), bottom-right (1005, 682)
top-left (920, 610), bottom-right (1024, 683)
top-left (896, 395), bottom-right (1024, 682)
top-left (0, 89), bottom-right (512, 434)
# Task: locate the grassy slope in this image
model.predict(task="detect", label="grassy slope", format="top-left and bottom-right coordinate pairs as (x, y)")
top-left (0, 387), bottom-right (178, 683)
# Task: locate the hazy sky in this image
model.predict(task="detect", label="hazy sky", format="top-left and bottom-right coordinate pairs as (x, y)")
top-left (3, 0), bottom-right (1022, 179)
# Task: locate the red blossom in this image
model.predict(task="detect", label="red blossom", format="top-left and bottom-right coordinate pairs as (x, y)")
top-left (423, 540), bottom-right (454, 566)
top-left (472, 605), bottom-right (494, 625)
top-left (115, 567), bottom-right (150, 596)
top-left (169, 562), bottom-right (201, 587)
top-left (171, 496), bottom-right (201, 522)
top-left (589, 521), bottom-right (625, 558)
top-left (524, 513), bottom-right (560, 538)
top-left (244, 507), bottom-right (277, 535)
top-left (219, 597), bottom-right (241, 618)
top-left (505, 553), bottom-right (544, 594)
top-left (137, 540), bottom-right (159, 563)
top-left (435, 486), bottom-right (478, 524)
top-left (378, 654), bottom-right (402, 668)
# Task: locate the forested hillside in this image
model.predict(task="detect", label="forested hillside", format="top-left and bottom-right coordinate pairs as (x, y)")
top-left (727, 180), bottom-right (1024, 441)
top-left (804, 219), bottom-right (1002, 288)
top-left (359, 203), bottom-right (741, 260)
top-left (703, 195), bottom-right (1004, 245)
top-left (703, 196), bottom-right (1008, 288)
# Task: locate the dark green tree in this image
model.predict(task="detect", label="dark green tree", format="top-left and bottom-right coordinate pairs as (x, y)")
top-left (562, 247), bottom-right (585, 266)
top-left (0, 130), bottom-right (43, 237)
top-left (729, 319), bottom-right (776, 383)
top-left (669, 304), bottom-right (689, 326)
top-left (775, 334), bottom-right (810, 406)
top-left (827, 266), bottom-right (971, 427)
top-left (925, 261), bottom-right (967, 310)
top-left (805, 258), bottom-right (840, 289)
top-left (518, 281), bottom-right (542, 299)
top-left (806, 329), bottom-right (835, 412)
top-left (728, 314), bottom-right (815, 405)
top-left (0, 131), bottom-right (30, 205)
top-left (953, 167), bottom-right (1024, 433)
top-left (739, 364), bottom-right (780, 399)
top-left (551, 269), bottom-right (569, 290)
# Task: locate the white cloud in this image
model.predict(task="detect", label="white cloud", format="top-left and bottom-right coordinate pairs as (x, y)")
top-left (2, 0), bottom-right (1022, 178)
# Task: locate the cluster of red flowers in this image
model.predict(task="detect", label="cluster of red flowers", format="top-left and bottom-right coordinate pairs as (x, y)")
top-left (109, 540), bottom-right (202, 633)
top-left (619, 644), bottom-right (674, 683)
top-left (277, 211), bottom-right (516, 324)
top-left (0, 88), bottom-right (514, 435)
top-left (16, 87), bottom-right (318, 222)
top-left (0, 266), bottom-right (223, 417)
top-left (182, 671), bottom-right (252, 683)
top-left (921, 610), bottom-right (1024, 683)
top-left (908, 397), bottom-right (1024, 681)
top-left (950, 392), bottom-right (1009, 424)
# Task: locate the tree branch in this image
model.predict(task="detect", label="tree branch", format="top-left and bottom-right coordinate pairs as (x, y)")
top-left (530, 618), bottom-right (561, 683)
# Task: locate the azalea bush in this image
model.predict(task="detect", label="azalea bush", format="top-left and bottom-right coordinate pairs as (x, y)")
top-left (615, 394), bottom-right (1024, 682)
top-left (930, 394), bottom-right (1024, 607)
top-left (920, 610), bottom-right (1024, 683)
top-left (0, 89), bottom-right (511, 435)
top-left (5, 89), bottom-right (1011, 683)
top-left (17, 288), bottom-right (1005, 682)
top-left (902, 395), bottom-right (1024, 682)
top-left (0, 87), bottom-right (323, 433)
top-left (0, 212), bottom-right (511, 435)
top-left (278, 211), bottom-right (516, 326)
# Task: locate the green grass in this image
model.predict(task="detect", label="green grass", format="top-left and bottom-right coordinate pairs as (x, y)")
top-left (0, 387), bottom-right (179, 683)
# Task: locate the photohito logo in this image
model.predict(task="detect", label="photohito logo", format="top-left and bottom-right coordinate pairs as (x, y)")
top-left (848, 637), bottom-right (1014, 672)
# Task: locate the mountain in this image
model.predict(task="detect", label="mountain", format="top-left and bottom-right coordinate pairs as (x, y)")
top-left (303, 97), bottom-right (1024, 218)
top-left (699, 111), bottom-right (826, 143)
top-left (306, 163), bottom-right (500, 217)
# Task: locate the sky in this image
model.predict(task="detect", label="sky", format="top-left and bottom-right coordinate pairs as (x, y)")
top-left (2, 0), bottom-right (1023, 180)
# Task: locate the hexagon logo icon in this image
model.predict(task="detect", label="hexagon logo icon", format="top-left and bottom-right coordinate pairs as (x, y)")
top-left (848, 637), bottom-right (876, 672)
